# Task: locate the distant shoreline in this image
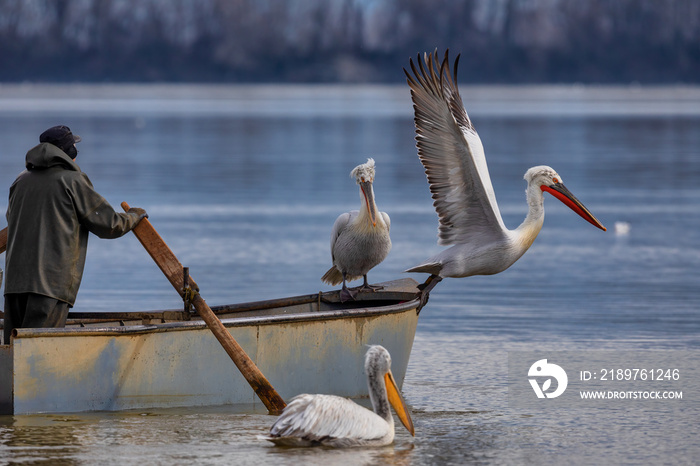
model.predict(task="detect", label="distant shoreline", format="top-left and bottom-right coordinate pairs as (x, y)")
top-left (2, 83), bottom-right (700, 118)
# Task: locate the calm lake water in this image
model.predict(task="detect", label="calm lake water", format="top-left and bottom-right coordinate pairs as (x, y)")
top-left (0, 84), bottom-right (699, 464)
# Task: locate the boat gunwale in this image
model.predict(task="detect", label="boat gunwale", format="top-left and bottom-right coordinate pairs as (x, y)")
top-left (9, 280), bottom-right (420, 339)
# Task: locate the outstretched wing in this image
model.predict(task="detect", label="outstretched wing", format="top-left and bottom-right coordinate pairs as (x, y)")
top-left (404, 50), bottom-right (507, 246)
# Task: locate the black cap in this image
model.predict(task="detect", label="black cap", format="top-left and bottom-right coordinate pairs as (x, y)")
top-left (39, 125), bottom-right (81, 153)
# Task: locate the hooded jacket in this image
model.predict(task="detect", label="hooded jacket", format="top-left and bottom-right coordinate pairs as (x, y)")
top-left (4, 143), bottom-right (141, 306)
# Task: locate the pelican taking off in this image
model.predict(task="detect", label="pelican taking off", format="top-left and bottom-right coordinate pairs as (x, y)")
top-left (403, 51), bottom-right (606, 302)
top-left (264, 345), bottom-right (415, 447)
top-left (322, 158), bottom-right (392, 302)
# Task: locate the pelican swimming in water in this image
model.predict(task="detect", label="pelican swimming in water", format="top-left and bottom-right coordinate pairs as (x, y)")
top-left (322, 158), bottom-right (391, 302)
top-left (264, 345), bottom-right (415, 447)
top-left (404, 50), bottom-right (606, 304)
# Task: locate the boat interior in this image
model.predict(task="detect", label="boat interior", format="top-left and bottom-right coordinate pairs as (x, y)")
top-left (0, 278), bottom-right (420, 334)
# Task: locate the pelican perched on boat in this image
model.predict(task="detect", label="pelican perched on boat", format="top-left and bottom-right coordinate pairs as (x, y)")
top-left (322, 158), bottom-right (392, 302)
top-left (404, 50), bottom-right (606, 304)
top-left (264, 345), bottom-right (415, 447)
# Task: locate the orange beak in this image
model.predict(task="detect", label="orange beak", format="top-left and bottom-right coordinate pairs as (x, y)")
top-left (384, 370), bottom-right (415, 436)
top-left (541, 182), bottom-right (606, 231)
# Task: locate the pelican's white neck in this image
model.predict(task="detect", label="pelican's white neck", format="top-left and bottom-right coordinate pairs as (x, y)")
top-left (513, 182), bottom-right (546, 251)
top-left (368, 371), bottom-right (393, 425)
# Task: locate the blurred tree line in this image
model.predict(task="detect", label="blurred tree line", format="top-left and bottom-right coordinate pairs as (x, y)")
top-left (1, 0), bottom-right (699, 83)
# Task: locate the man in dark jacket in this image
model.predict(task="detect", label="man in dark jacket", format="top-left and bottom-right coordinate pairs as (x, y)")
top-left (3, 125), bottom-right (147, 344)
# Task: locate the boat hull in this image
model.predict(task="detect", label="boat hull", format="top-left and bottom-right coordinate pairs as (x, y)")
top-left (0, 279), bottom-right (420, 415)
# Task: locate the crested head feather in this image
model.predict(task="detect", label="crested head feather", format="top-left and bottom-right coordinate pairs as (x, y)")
top-left (365, 345), bottom-right (391, 374)
top-left (524, 165), bottom-right (561, 186)
top-left (351, 158), bottom-right (376, 184)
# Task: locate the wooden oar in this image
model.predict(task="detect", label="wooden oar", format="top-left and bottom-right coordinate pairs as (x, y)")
top-left (120, 202), bottom-right (286, 414)
top-left (0, 227), bottom-right (7, 254)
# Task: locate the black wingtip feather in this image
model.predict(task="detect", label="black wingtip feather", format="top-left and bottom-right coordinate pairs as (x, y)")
top-left (454, 54), bottom-right (461, 83)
